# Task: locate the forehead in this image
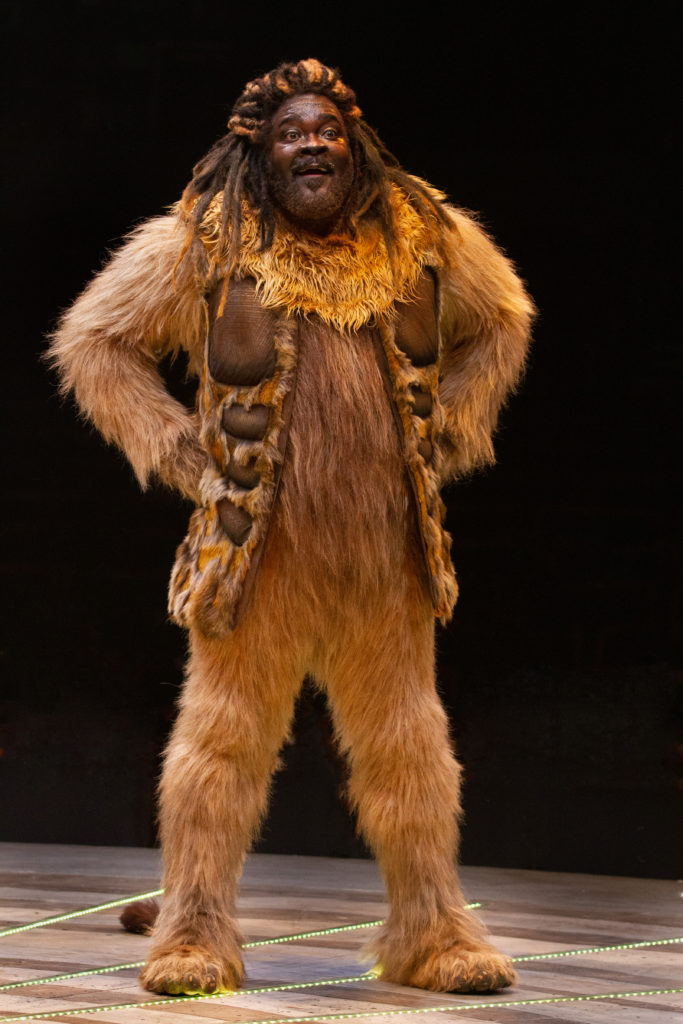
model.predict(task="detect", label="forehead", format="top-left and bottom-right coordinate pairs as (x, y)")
top-left (271, 92), bottom-right (344, 126)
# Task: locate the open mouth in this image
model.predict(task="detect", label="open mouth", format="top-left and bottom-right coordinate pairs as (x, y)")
top-left (294, 164), bottom-right (333, 177)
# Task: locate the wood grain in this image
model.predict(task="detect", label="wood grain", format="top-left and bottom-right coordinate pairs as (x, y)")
top-left (0, 844), bottom-right (681, 1023)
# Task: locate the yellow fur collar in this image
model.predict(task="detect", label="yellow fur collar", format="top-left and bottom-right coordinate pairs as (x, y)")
top-left (201, 188), bottom-right (439, 333)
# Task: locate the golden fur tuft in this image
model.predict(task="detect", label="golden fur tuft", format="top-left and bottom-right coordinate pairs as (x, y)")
top-left (199, 186), bottom-right (437, 333)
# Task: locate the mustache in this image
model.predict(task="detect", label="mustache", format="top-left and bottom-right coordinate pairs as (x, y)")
top-left (291, 157), bottom-right (335, 174)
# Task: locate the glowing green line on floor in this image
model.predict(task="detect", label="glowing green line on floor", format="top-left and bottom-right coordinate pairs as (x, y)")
top-left (1, 986), bottom-right (681, 1023)
top-left (0, 965), bottom-right (144, 991)
top-left (1, 893), bottom-right (481, 943)
top-left (0, 972), bottom-right (375, 1022)
top-left (515, 934), bottom-right (683, 961)
top-left (0, 891), bottom-right (163, 938)
top-left (0, 894), bottom-right (481, 944)
top-left (244, 918), bottom-right (387, 947)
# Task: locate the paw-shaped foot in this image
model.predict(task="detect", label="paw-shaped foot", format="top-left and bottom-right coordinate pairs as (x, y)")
top-left (391, 946), bottom-right (517, 993)
top-left (139, 944), bottom-right (244, 995)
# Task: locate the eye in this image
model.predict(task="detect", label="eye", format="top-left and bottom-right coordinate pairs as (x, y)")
top-left (283, 128), bottom-right (300, 141)
top-left (322, 127), bottom-right (340, 140)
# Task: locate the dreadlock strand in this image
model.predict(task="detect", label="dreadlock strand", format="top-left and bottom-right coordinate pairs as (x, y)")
top-left (182, 138), bottom-right (230, 211)
top-left (218, 157), bottom-right (242, 249)
top-left (224, 153), bottom-right (250, 278)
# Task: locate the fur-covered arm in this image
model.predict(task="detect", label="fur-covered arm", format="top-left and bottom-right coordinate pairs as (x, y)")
top-left (437, 208), bottom-right (536, 480)
top-left (47, 213), bottom-right (206, 502)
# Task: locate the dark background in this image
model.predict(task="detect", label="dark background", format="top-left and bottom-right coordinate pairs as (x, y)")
top-left (2, 2), bottom-right (681, 877)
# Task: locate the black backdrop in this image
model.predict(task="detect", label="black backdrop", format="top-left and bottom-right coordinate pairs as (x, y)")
top-left (2, 1), bottom-right (681, 877)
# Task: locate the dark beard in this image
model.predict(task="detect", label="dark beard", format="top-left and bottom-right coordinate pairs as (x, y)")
top-left (267, 164), bottom-right (354, 231)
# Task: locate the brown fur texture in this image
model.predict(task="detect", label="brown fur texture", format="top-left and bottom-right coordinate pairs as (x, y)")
top-left (49, 180), bottom-right (532, 997)
top-left (168, 280), bottom-right (459, 634)
top-left (438, 207), bottom-right (533, 478)
top-left (143, 513), bottom-right (515, 993)
top-left (47, 215), bottom-right (206, 501)
top-left (120, 898), bottom-right (159, 935)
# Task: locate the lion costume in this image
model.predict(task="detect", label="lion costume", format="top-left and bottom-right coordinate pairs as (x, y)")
top-left (48, 58), bottom-right (534, 996)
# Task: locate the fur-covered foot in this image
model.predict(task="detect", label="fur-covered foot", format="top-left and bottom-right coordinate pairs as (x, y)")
top-left (383, 946), bottom-right (517, 993)
top-left (139, 944), bottom-right (245, 994)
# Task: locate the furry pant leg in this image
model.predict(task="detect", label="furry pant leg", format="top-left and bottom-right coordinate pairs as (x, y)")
top-left (140, 598), bottom-right (304, 995)
top-left (319, 575), bottom-right (516, 993)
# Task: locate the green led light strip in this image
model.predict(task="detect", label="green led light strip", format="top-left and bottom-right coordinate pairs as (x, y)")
top-left (1, 986), bottom-right (681, 1024)
top-left (0, 891), bottom-right (163, 939)
top-left (0, 964), bottom-right (144, 992)
top-left (244, 917), bottom-right (387, 948)
top-left (2, 888), bottom-right (479, 937)
top-left (0, 969), bottom-right (378, 995)
top-left (515, 934), bottom-right (683, 962)
top-left (0, 972), bottom-right (377, 1023)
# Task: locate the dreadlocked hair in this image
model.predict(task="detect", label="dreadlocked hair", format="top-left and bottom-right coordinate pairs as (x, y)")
top-left (177, 58), bottom-right (454, 297)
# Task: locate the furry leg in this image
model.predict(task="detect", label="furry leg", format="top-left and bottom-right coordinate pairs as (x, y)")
top-left (321, 578), bottom-right (516, 994)
top-left (140, 616), bottom-right (303, 995)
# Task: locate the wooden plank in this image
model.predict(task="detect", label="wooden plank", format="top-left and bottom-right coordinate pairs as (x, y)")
top-left (0, 844), bottom-right (681, 1024)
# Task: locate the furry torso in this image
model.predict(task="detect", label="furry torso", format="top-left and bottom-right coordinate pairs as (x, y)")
top-left (270, 319), bottom-right (412, 608)
top-left (168, 195), bottom-right (464, 636)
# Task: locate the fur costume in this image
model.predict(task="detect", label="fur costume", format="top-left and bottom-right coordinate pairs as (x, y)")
top-left (49, 164), bottom-right (534, 995)
top-left (169, 191), bottom-right (460, 634)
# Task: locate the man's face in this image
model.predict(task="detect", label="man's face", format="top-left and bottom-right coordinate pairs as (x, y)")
top-left (267, 93), bottom-right (354, 233)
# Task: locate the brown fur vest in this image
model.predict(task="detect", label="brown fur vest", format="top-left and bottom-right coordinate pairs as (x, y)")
top-left (168, 199), bottom-right (459, 637)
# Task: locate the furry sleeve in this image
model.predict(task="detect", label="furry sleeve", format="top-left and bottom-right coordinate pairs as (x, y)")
top-left (437, 208), bottom-right (536, 480)
top-left (47, 213), bottom-right (206, 502)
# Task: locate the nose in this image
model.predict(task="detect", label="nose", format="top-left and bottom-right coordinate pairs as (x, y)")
top-left (300, 140), bottom-right (327, 155)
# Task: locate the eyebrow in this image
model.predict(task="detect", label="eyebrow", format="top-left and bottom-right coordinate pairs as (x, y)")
top-left (276, 111), bottom-right (342, 128)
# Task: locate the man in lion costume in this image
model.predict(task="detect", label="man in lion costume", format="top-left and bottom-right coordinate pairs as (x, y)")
top-left (49, 58), bottom-right (534, 997)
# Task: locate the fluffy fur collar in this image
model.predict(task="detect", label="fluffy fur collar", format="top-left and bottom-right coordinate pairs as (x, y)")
top-left (200, 187), bottom-right (441, 333)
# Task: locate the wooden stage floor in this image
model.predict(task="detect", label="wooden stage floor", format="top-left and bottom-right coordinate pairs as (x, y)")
top-left (0, 844), bottom-right (681, 1023)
